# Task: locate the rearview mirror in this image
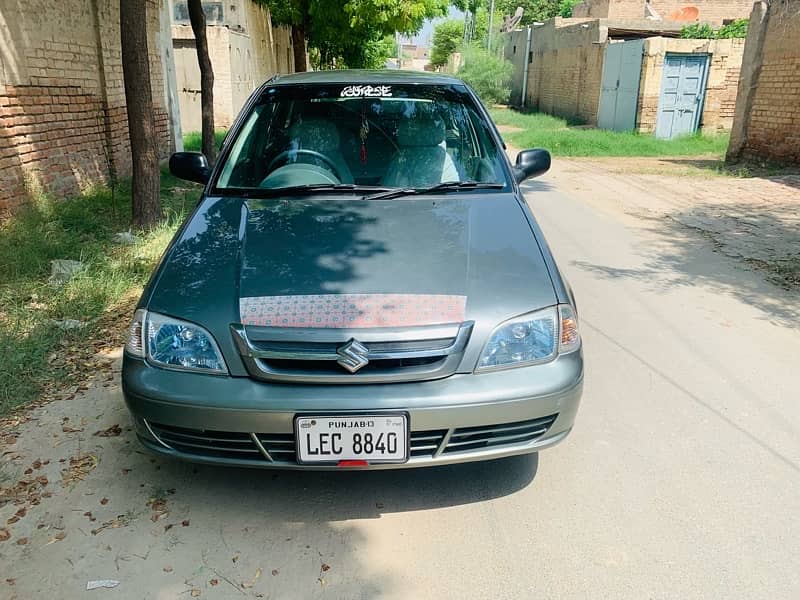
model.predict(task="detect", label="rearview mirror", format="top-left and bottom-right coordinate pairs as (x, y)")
top-left (169, 152), bottom-right (211, 185)
top-left (513, 149), bottom-right (551, 183)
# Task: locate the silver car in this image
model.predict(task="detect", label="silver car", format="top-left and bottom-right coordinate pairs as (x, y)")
top-left (122, 70), bottom-right (583, 469)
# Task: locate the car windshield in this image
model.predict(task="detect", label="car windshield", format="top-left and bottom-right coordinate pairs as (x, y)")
top-left (214, 83), bottom-right (510, 192)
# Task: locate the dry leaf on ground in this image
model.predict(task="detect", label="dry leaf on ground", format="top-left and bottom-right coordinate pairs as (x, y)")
top-left (61, 455), bottom-right (98, 485)
top-left (242, 568), bottom-right (262, 589)
top-left (147, 497), bottom-right (168, 522)
top-left (94, 424), bottom-right (122, 437)
top-left (45, 531), bottom-right (66, 545)
top-left (91, 514), bottom-right (132, 535)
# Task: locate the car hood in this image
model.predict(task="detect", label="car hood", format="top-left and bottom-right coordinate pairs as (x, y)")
top-left (146, 193), bottom-right (556, 373)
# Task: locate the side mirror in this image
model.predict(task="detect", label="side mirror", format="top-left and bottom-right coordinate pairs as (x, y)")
top-left (513, 149), bottom-right (551, 183)
top-left (169, 152), bottom-right (211, 185)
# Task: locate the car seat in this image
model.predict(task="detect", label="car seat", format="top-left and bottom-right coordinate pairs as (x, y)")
top-left (381, 115), bottom-right (461, 188)
top-left (287, 119), bottom-right (354, 184)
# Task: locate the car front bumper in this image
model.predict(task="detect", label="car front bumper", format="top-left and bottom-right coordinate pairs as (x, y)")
top-left (122, 350), bottom-right (583, 470)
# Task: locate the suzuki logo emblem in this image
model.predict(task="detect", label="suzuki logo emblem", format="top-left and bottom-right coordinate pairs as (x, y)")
top-left (336, 338), bottom-right (369, 373)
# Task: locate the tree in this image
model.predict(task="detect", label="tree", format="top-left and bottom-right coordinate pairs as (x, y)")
top-left (495, 0), bottom-right (561, 24)
top-left (262, 0), bottom-right (449, 69)
top-left (558, 0), bottom-right (581, 17)
top-left (431, 19), bottom-right (463, 67)
top-left (119, 0), bottom-right (161, 229)
top-left (458, 45), bottom-right (513, 104)
top-left (188, 0), bottom-right (216, 163)
top-left (263, 0), bottom-right (310, 71)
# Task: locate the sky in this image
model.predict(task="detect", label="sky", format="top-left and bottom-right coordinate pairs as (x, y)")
top-left (402, 6), bottom-right (464, 48)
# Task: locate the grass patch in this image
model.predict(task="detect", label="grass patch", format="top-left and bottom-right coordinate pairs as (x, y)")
top-left (0, 172), bottom-right (199, 415)
top-left (183, 129), bottom-right (227, 153)
top-left (490, 108), bottom-right (730, 157)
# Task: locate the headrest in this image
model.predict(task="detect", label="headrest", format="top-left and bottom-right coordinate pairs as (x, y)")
top-left (397, 115), bottom-right (445, 147)
top-left (289, 119), bottom-right (340, 151)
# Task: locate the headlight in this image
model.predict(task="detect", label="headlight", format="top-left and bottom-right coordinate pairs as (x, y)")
top-left (476, 305), bottom-right (580, 372)
top-left (125, 310), bottom-right (227, 374)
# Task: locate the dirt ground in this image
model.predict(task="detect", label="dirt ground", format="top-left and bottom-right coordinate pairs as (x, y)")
top-left (1, 155), bottom-right (798, 599)
top-left (530, 154), bottom-right (800, 289)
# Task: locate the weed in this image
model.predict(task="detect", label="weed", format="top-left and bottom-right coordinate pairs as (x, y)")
top-left (183, 130), bottom-right (227, 153)
top-left (490, 109), bottom-right (730, 157)
top-left (0, 169), bottom-right (200, 415)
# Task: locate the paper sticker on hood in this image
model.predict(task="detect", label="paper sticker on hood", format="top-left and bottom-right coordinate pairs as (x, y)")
top-left (240, 294), bottom-right (466, 328)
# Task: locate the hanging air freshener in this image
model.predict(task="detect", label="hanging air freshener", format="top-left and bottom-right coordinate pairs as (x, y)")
top-left (359, 106), bottom-right (369, 164)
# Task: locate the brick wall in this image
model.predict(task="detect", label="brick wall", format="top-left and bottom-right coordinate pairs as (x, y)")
top-left (737, 4), bottom-right (800, 165)
top-left (525, 19), bottom-right (608, 125)
top-left (637, 37), bottom-right (745, 133)
top-left (573, 0), bottom-right (753, 23)
top-left (0, 0), bottom-right (172, 213)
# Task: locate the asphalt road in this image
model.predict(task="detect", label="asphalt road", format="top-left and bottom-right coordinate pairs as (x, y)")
top-left (2, 166), bottom-right (799, 599)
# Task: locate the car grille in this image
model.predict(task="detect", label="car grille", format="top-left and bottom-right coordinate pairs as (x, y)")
top-left (441, 415), bottom-right (558, 454)
top-left (144, 415), bottom-right (558, 465)
top-left (147, 422), bottom-right (262, 460)
top-left (230, 322), bottom-right (473, 384)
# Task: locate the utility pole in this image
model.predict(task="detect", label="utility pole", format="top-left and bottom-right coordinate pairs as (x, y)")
top-left (487, 0), bottom-right (495, 49)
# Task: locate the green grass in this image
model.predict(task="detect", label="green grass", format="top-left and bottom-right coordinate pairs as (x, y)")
top-left (183, 129), bottom-right (227, 153)
top-left (0, 172), bottom-right (199, 415)
top-left (489, 108), bottom-right (730, 157)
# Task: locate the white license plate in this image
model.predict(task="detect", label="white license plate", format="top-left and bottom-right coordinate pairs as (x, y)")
top-left (295, 414), bottom-right (408, 464)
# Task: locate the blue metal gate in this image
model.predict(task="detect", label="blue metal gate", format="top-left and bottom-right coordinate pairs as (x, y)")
top-left (655, 53), bottom-right (710, 139)
top-left (598, 40), bottom-right (644, 132)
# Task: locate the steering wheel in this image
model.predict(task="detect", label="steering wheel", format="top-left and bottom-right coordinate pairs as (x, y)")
top-left (267, 149), bottom-right (342, 181)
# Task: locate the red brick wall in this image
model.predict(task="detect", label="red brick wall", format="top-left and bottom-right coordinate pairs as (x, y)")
top-left (740, 6), bottom-right (800, 165)
top-left (0, 0), bottom-right (171, 213)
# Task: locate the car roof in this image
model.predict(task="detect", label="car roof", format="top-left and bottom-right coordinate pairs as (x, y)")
top-left (268, 69), bottom-right (466, 87)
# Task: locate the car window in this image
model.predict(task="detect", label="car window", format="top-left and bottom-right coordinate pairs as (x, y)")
top-left (215, 83), bottom-right (509, 191)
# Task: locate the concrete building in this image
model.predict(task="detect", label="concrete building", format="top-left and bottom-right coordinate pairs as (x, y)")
top-left (0, 0), bottom-right (177, 212)
top-left (571, 0), bottom-right (753, 24)
top-left (727, 1), bottom-right (800, 165)
top-left (505, 16), bottom-right (745, 137)
top-left (170, 0), bottom-right (295, 132)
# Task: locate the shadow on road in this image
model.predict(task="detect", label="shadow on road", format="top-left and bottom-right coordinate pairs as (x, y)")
top-left (572, 202), bottom-right (800, 328)
top-left (520, 179), bottom-right (553, 194)
top-left (660, 158), bottom-right (800, 184)
top-left (152, 451), bottom-right (539, 521)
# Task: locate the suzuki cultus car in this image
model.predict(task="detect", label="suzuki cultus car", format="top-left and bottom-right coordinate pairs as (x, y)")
top-left (122, 70), bottom-right (583, 469)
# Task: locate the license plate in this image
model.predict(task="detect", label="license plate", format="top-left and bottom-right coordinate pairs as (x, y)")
top-left (295, 414), bottom-right (408, 464)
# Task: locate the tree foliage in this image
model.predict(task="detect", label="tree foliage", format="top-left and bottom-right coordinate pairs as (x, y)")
top-left (261, 0), bottom-right (449, 68)
top-left (457, 45), bottom-right (513, 105)
top-left (430, 19), bottom-right (463, 67)
top-left (495, 0), bottom-right (561, 24)
top-left (680, 19), bottom-right (748, 39)
top-left (558, 0), bottom-right (581, 17)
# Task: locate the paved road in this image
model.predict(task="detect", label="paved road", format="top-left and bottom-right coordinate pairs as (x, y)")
top-left (2, 164), bottom-right (799, 599)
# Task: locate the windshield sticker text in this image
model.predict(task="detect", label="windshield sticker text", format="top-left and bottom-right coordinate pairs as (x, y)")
top-left (340, 85), bottom-right (392, 98)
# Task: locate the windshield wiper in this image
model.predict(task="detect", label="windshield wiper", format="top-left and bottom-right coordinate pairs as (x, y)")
top-left (229, 184), bottom-right (389, 198)
top-left (363, 181), bottom-right (505, 201)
